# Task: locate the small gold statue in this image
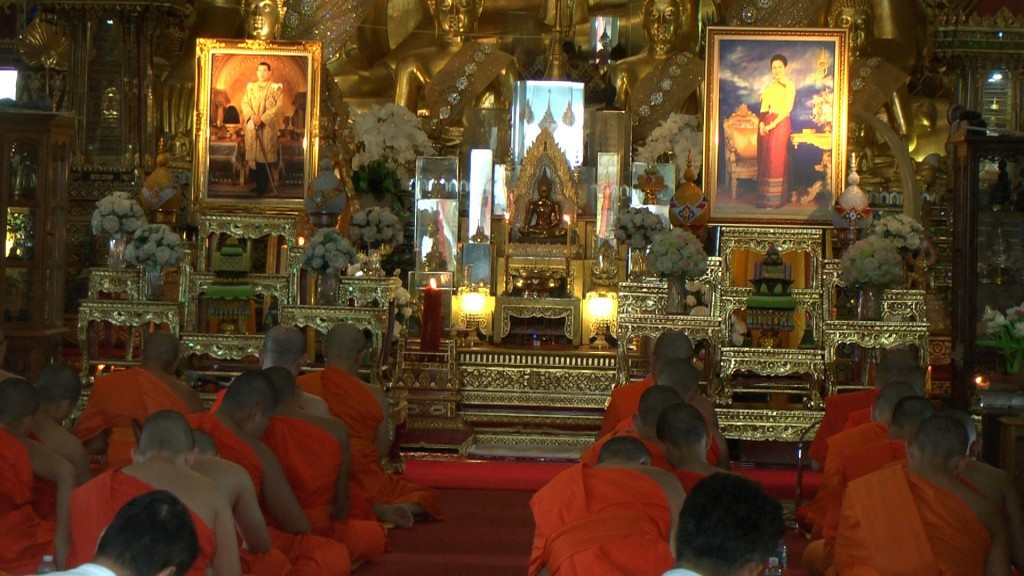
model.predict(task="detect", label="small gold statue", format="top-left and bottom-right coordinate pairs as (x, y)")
top-left (246, 0), bottom-right (286, 40)
top-left (518, 172), bottom-right (566, 240)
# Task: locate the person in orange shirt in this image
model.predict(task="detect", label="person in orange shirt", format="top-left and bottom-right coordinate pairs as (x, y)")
top-left (580, 386), bottom-right (682, 470)
top-left (530, 437), bottom-right (684, 576)
top-left (951, 411), bottom-right (1024, 572)
top-left (656, 402), bottom-right (725, 493)
top-left (834, 414), bottom-right (1011, 576)
top-left (188, 370), bottom-right (352, 575)
top-left (599, 330), bottom-right (693, 438)
top-left (0, 378), bottom-right (74, 574)
top-left (68, 411), bottom-right (239, 576)
top-left (665, 474), bottom-right (784, 576)
top-left (261, 366), bottom-right (390, 563)
top-left (74, 331), bottom-right (204, 470)
top-left (801, 380), bottom-right (917, 533)
top-left (30, 363), bottom-right (91, 523)
top-left (802, 395), bottom-right (935, 574)
top-left (298, 323), bottom-right (442, 522)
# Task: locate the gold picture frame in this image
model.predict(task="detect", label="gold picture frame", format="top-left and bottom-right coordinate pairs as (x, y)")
top-left (193, 38), bottom-right (322, 211)
top-left (704, 27), bottom-right (849, 226)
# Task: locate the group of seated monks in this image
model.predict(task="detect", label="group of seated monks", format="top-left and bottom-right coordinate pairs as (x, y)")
top-left (0, 322), bottom-right (441, 575)
top-left (530, 333), bottom-right (1024, 575)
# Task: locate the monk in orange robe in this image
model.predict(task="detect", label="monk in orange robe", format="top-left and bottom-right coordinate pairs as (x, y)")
top-left (0, 378), bottom-right (74, 573)
top-left (802, 395), bottom-right (935, 575)
top-left (807, 388), bottom-right (877, 465)
top-left (801, 381), bottom-right (917, 533)
top-left (68, 411), bottom-right (237, 576)
top-left (261, 366), bottom-right (389, 563)
top-left (834, 414), bottom-right (1010, 575)
top-left (188, 370), bottom-right (352, 575)
top-left (580, 386), bottom-right (682, 470)
top-left (298, 323), bottom-right (442, 521)
top-left (599, 330), bottom-right (693, 437)
top-left (27, 363), bottom-right (91, 524)
top-left (656, 402), bottom-right (725, 493)
top-left (530, 436), bottom-right (684, 576)
top-left (74, 332), bottom-right (203, 470)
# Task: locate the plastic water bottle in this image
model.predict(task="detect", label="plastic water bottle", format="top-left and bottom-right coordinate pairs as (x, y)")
top-left (37, 555), bottom-right (56, 574)
top-left (776, 539), bottom-right (788, 569)
top-left (765, 556), bottom-right (782, 576)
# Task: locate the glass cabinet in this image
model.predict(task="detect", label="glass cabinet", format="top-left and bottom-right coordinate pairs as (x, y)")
top-left (0, 111), bottom-right (74, 378)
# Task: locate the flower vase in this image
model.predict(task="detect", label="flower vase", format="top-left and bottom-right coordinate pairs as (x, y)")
top-left (857, 285), bottom-right (884, 321)
top-left (318, 271), bottom-right (339, 306)
top-left (144, 266), bottom-right (165, 300)
top-left (628, 247), bottom-right (649, 281)
top-left (108, 234), bottom-right (128, 269)
top-left (666, 277), bottom-right (688, 314)
top-left (362, 247), bottom-right (385, 277)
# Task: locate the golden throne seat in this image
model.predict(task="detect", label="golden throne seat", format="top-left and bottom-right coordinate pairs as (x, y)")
top-left (722, 103), bottom-right (760, 200)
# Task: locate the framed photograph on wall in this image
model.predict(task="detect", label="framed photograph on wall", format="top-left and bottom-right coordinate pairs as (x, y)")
top-left (704, 27), bottom-right (848, 226)
top-left (193, 38), bottom-right (322, 210)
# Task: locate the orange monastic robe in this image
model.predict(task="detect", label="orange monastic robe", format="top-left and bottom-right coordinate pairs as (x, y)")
top-left (673, 469), bottom-right (706, 493)
top-left (834, 465), bottom-right (991, 575)
top-left (803, 421), bottom-right (888, 531)
top-left (842, 407), bottom-right (872, 431)
top-left (807, 389), bottom-right (878, 466)
top-left (579, 426), bottom-right (673, 471)
top-left (529, 464), bottom-right (674, 576)
top-left (73, 368), bottom-right (195, 470)
top-left (188, 413), bottom-right (351, 576)
top-left (67, 471), bottom-right (215, 576)
top-left (0, 428), bottom-right (54, 575)
top-left (599, 377), bottom-right (653, 438)
top-left (298, 366), bottom-right (442, 518)
top-left (28, 433), bottom-right (57, 524)
top-left (609, 416), bottom-right (722, 468)
top-left (824, 440), bottom-right (907, 546)
top-left (262, 416), bottom-right (386, 563)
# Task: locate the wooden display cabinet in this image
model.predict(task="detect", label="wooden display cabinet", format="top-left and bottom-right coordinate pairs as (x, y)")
top-left (0, 111), bottom-right (74, 379)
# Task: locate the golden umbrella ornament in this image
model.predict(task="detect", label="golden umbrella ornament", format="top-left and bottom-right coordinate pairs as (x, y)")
top-left (18, 16), bottom-right (70, 105)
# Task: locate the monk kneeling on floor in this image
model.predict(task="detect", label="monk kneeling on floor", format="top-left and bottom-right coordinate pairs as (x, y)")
top-left (834, 413), bottom-right (1011, 575)
top-left (656, 402), bottom-right (725, 493)
top-left (68, 411), bottom-right (239, 575)
top-left (530, 436), bottom-right (684, 576)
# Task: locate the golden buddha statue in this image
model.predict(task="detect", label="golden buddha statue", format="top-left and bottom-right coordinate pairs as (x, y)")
top-left (830, 0), bottom-right (915, 149)
top-left (608, 0), bottom-right (703, 144)
top-left (518, 172), bottom-right (567, 240)
top-left (393, 0), bottom-right (517, 148)
top-left (246, 0), bottom-right (286, 40)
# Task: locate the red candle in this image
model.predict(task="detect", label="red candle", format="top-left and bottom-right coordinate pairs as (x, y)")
top-left (420, 277), bottom-right (442, 352)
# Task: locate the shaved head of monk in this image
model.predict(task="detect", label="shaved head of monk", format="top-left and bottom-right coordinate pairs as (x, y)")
top-left (657, 402), bottom-right (708, 453)
top-left (137, 410), bottom-right (196, 459)
top-left (191, 428), bottom-right (218, 456)
top-left (636, 385), bottom-right (683, 433)
top-left (888, 396), bottom-right (935, 441)
top-left (0, 377), bottom-right (40, 432)
top-left (597, 436), bottom-right (652, 466)
top-left (323, 323), bottom-right (369, 367)
top-left (35, 362), bottom-right (82, 421)
top-left (656, 359), bottom-right (700, 400)
top-left (263, 365), bottom-right (301, 406)
top-left (651, 330), bottom-right (694, 367)
top-left (910, 414), bottom-right (969, 470)
top-left (94, 490), bottom-right (199, 576)
top-left (871, 380), bottom-right (918, 424)
top-left (674, 473), bottom-right (784, 576)
top-left (141, 331), bottom-right (180, 373)
top-left (261, 325), bottom-right (307, 375)
top-left (219, 370), bottom-right (278, 436)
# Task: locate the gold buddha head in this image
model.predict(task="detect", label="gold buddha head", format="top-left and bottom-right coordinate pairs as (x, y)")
top-left (536, 171), bottom-right (553, 198)
top-left (246, 0), bottom-right (286, 40)
top-left (829, 0), bottom-right (873, 57)
top-left (643, 0), bottom-right (684, 48)
top-left (432, 0), bottom-right (483, 40)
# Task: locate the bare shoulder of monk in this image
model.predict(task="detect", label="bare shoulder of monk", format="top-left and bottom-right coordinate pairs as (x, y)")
top-left (932, 473), bottom-right (1006, 541)
top-left (125, 464), bottom-right (225, 524)
top-left (191, 455), bottom-right (249, 503)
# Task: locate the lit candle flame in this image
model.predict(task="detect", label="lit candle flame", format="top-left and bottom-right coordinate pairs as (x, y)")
top-left (428, 277), bottom-right (438, 290)
top-left (297, 236), bottom-right (306, 247)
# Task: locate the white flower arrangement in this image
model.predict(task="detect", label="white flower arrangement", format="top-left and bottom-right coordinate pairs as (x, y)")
top-left (614, 207), bottom-right (665, 249)
top-left (648, 228), bottom-right (708, 280)
top-left (394, 286), bottom-right (413, 325)
top-left (91, 191), bottom-right (147, 237)
top-left (350, 206), bottom-right (403, 249)
top-left (840, 235), bottom-right (904, 287)
top-left (979, 304), bottom-right (1024, 373)
top-left (348, 103), bottom-right (435, 195)
top-left (635, 113), bottom-right (703, 178)
top-left (868, 214), bottom-right (926, 253)
top-left (125, 224), bottom-right (184, 269)
top-left (301, 228), bottom-right (358, 275)
top-left (729, 313), bottom-right (748, 346)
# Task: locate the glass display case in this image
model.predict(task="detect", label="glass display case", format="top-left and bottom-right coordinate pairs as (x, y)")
top-left (0, 111), bottom-right (73, 379)
top-left (950, 132), bottom-right (1024, 408)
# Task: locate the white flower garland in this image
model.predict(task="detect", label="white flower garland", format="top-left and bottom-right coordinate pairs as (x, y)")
top-left (91, 191), bottom-right (147, 236)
